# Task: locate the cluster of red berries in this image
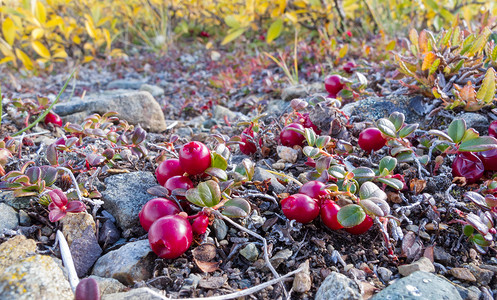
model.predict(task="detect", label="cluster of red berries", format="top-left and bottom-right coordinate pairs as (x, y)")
top-left (453, 120), bottom-right (497, 183)
top-left (140, 141), bottom-right (212, 259)
top-left (281, 180), bottom-right (373, 235)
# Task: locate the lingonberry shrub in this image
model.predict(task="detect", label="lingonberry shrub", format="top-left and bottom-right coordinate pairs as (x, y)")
top-left (148, 215), bottom-right (193, 259)
top-left (281, 193), bottom-right (320, 224)
top-left (324, 75), bottom-right (345, 97)
top-left (139, 198), bottom-right (181, 231)
top-left (452, 152), bottom-right (484, 183)
top-left (48, 189), bottom-right (86, 222)
top-left (178, 141), bottom-right (211, 175)
top-left (155, 159), bottom-right (184, 186)
top-left (280, 123), bottom-right (305, 147)
top-left (358, 128), bottom-right (387, 152)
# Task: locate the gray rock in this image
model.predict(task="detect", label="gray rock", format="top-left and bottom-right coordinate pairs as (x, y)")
top-left (270, 249), bottom-right (293, 269)
top-left (460, 113), bottom-right (489, 134)
top-left (99, 219), bottom-right (121, 247)
top-left (88, 275), bottom-right (127, 295)
top-left (465, 264), bottom-right (493, 285)
top-left (18, 210), bottom-right (30, 226)
top-left (102, 172), bottom-right (157, 237)
top-left (315, 271), bottom-right (361, 300)
top-left (265, 100), bottom-right (291, 116)
top-left (139, 84), bottom-right (164, 97)
top-left (281, 84), bottom-right (308, 101)
top-left (0, 235), bottom-right (37, 273)
top-left (0, 255), bottom-right (73, 300)
top-left (434, 246), bottom-right (454, 265)
top-left (398, 257), bottom-right (435, 276)
top-left (277, 146), bottom-right (299, 163)
top-left (240, 243), bottom-right (259, 262)
top-left (70, 225), bottom-right (102, 277)
top-left (0, 203), bottom-right (18, 231)
top-left (0, 191), bottom-right (31, 209)
top-left (453, 284), bottom-right (481, 300)
top-left (377, 267), bottom-right (393, 282)
top-left (92, 240), bottom-right (155, 285)
top-left (341, 95), bottom-right (424, 124)
top-left (54, 91), bottom-right (167, 132)
top-left (212, 218), bottom-right (228, 240)
top-left (213, 105), bottom-right (247, 122)
top-left (371, 271), bottom-right (462, 300)
top-left (60, 211), bottom-right (96, 246)
top-left (102, 287), bottom-right (166, 300)
top-left (253, 167), bottom-right (286, 193)
top-left (449, 268), bottom-right (476, 282)
top-left (107, 79), bottom-right (145, 90)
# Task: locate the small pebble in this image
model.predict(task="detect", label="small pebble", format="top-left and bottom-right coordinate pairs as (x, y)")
top-left (293, 260), bottom-right (312, 293)
top-left (449, 268), bottom-right (476, 282)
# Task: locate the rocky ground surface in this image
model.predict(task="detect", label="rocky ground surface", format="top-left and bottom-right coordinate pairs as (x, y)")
top-left (0, 45), bottom-right (496, 300)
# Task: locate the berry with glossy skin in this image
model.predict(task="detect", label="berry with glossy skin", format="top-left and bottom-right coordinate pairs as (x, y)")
top-left (345, 215), bottom-right (373, 234)
top-left (299, 180), bottom-right (327, 201)
top-left (44, 112), bottom-right (63, 127)
top-left (358, 128), bottom-right (387, 153)
top-left (280, 123), bottom-right (305, 147)
top-left (148, 215), bottom-right (193, 259)
top-left (155, 159), bottom-right (184, 186)
top-left (324, 75), bottom-right (345, 97)
top-left (452, 152), bottom-right (484, 183)
top-left (281, 193), bottom-right (320, 224)
top-left (191, 214), bottom-right (209, 235)
top-left (321, 201), bottom-right (343, 230)
top-left (240, 127), bottom-right (258, 155)
top-left (343, 61), bottom-right (356, 74)
top-left (165, 175), bottom-right (194, 194)
top-left (489, 120), bottom-right (497, 138)
top-left (477, 149), bottom-right (497, 171)
top-left (178, 141), bottom-right (211, 175)
top-left (139, 198), bottom-right (181, 231)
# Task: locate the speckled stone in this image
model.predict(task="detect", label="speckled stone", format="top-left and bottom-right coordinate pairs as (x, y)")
top-left (60, 211), bottom-right (96, 246)
top-left (0, 255), bottom-right (73, 300)
top-left (398, 257), bottom-right (435, 276)
top-left (449, 268), bottom-right (477, 282)
top-left (88, 275), bottom-right (127, 295)
top-left (0, 235), bottom-right (37, 273)
top-left (315, 272), bottom-right (361, 300)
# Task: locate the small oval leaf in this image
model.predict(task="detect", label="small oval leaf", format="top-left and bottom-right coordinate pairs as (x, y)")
top-left (337, 204), bottom-right (366, 228)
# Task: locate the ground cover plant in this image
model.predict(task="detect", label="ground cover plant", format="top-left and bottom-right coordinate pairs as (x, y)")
top-left (3, 1), bottom-right (497, 300)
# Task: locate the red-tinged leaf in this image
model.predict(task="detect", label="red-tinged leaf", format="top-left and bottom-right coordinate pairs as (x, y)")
top-left (466, 213), bottom-right (489, 235)
top-left (46, 143), bottom-right (58, 166)
top-left (66, 201), bottom-right (86, 213)
top-left (419, 30), bottom-right (429, 53)
top-left (409, 28), bottom-right (419, 54)
top-left (421, 52), bottom-right (437, 71)
top-left (49, 189), bottom-right (67, 207)
top-left (147, 185), bottom-right (170, 197)
top-left (49, 207), bottom-right (67, 222)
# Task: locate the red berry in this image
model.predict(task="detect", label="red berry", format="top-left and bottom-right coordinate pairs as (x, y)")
top-left (358, 128), bottom-right (387, 153)
top-left (301, 113), bottom-right (321, 135)
top-left (165, 175), bottom-right (194, 195)
top-left (44, 112), bottom-right (63, 127)
top-left (345, 215), bottom-right (373, 235)
top-left (320, 201), bottom-right (343, 230)
top-left (240, 127), bottom-right (257, 155)
top-left (489, 120), bottom-right (497, 138)
top-left (200, 31), bottom-right (210, 38)
top-left (148, 215), bottom-right (193, 259)
top-left (477, 149), bottom-right (497, 171)
top-left (280, 123), bottom-right (305, 147)
top-left (299, 181), bottom-right (327, 201)
top-left (324, 75), bottom-right (345, 97)
top-left (178, 141), bottom-right (211, 175)
top-left (191, 214), bottom-right (209, 235)
top-left (139, 198), bottom-right (181, 231)
top-left (343, 61), bottom-right (356, 74)
top-left (281, 194), bottom-right (320, 224)
top-left (155, 159), bottom-right (184, 186)
top-left (452, 152), bottom-right (484, 183)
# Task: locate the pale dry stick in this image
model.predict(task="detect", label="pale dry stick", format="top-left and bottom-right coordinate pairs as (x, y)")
top-left (211, 210), bottom-right (289, 299)
top-left (410, 152), bottom-right (430, 180)
top-left (136, 266), bottom-right (303, 300)
top-left (56, 230), bottom-right (79, 292)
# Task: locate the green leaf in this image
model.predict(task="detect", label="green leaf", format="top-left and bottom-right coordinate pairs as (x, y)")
top-left (377, 177), bottom-right (404, 190)
top-left (186, 180), bottom-right (221, 207)
top-left (266, 19), bottom-right (283, 44)
top-left (376, 119), bottom-right (396, 138)
top-left (473, 233), bottom-right (491, 247)
top-left (428, 129), bottom-right (453, 142)
top-left (361, 199), bottom-right (385, 217)
top-left (211, 152), bottom-right (228, 170)
top-left (351, 167), bottom-right (375, 180)
top-left (379, 156), bottom-right (397, 173)
top-left (204, 167), bottom-right (227, 181)
top-left (448, 119), bottom-right (466, 143)
top-left (221, 28), bottom-right (245, 45)
top-left (337, 204), bottom-right (366, 228)
top-left (222, 197), bottom-right (251, 218)
top-left (304, 128), bottom-right (316, 147)
top-left (224, 15), bottom-right (240, 28)
top-left (459, 136), bottom-right (497, 152)
top-left (359, 181), bottom-right (387, 200)
top-left (328, 165), bottom-right (346, 179)
top-left (398, 123), bottom-right (418, 138)
top-left (476, 68), bottom-right (496, 105)
top-left (315, 136), bottom-right (331, 149)
top-left (463, 224), bottom-right (475, 237)
top-left (303, 146), bottom-right (320, 158)
top-left (429, 58), bottom-right (440, 75)
top-left (461, 128), bottom-right (479, 143)
top-left (388, 112), bottom-right (405, 131)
